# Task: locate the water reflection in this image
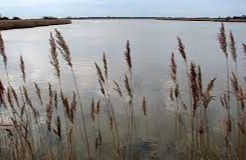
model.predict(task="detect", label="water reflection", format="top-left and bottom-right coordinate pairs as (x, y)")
top-left (1, 20), bottom-right (246, 111)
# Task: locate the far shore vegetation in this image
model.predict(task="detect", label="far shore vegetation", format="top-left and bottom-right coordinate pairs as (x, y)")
top-left (0, 15), bottom-right (71, 30)
top-left (1, 14), bottom-right (246, 31)
top-left (67, 15), bottom-right (246, 22)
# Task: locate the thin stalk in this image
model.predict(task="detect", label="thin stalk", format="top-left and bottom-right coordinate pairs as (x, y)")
top-left (226, 57), bottom-right (232, 160)
top-left (71, 68), bottom-right (91, 160)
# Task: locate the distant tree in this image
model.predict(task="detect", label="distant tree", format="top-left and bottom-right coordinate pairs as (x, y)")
top-left (0, 16), bottom-right (9, 20)
top-left (12, 16), bottom-right (21, 20)
top-left (42, 16), bottom-right (58, 20)
top-left (225, 16), bottom-right (231, 21)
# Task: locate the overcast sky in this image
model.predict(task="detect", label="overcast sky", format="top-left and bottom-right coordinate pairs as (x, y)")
top-left (0, 0), bottom-right (245, 18)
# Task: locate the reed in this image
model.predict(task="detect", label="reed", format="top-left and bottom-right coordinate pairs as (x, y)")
top-left (123, 40), bottom-right (136, 160)
top-left (218, 22), bottom-right (232, 160)
top-left (0, 31), bottom-right (7, 67)
top-left (169, 52), bottom-right (179, 158)
top-left (55, 29), bottom-right (91, 159)
top-left (243, 43), bottom-right (246, 55)
top-left (95, 54), bottom-right (121, 159)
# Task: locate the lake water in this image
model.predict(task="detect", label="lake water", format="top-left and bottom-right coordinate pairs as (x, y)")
top-left (2, 20), bottom-right (246, 110)
top-left (1, 20), bottom-right (246, 159)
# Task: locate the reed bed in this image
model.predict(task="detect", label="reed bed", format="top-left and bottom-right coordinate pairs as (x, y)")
top-left (0, 23), bottom-right (245, 160)
top-left (0, 19), bottom-right (71, 30)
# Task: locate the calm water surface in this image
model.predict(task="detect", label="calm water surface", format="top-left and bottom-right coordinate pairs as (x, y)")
top-left (2, 19), bottom-right (246, 159)
top-left (1, 19), bottom-right (246, 113)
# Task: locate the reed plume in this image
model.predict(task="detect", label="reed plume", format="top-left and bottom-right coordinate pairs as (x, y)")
top-left (142, 96), bottom-right (147, 116)
top-left (23, 86), bottom-right (39, 122)
top-left (230, 72), bottom-right (239, 96)
top-left (49, 32), bottom-right (60, 79)
top-left (95, 62), bottom-right (105, 83)
top-left (113, 81), bottom-right (123, 97)
top-left (46, 83), bottom-right (54, 132)
top-left (124, 74), bottom-right (131, 98)
top-left (55, 29), bottom-right (72, 67)
top-left (177, 36), bottom-right (187, 63)
top-left (103, 52), bottom-right (108, 80)
top-left (229, 31), bottom-right (237, 63)
top-left (96, 99), bottom-right (100, 115)
top-left (197, 66), bottom-right (203, 96)
top-left (190, 62), bottom-right (198, 115)
top-left (60, 92), bottom-right (76, 123)
top-left (34, 82), bottom-right (43, 105)
top-left (10, 86), bottom-right (20, 108)
top-left (19, 55), bottom-right (26, 83)
top-left (70, 92), bottom-right (77, 123)
top-left (0, 31), bottom-right (7, 66)
top-left (243, 43), bottom-right (246, 56)
top-left (218, 23), bottom-right (228, 57)
top-left (91, 98), bottom-right (95, 122)
top-left (0, 79), bottom-right (5, 105)
top-left (125, 40), bottom-right (132, 72)
top-left (53, 116), bottom-right (61, 140)
top-left (0, 32), bottom-right (11, 86)
top-left (170, 52), bottom-right (177, 82)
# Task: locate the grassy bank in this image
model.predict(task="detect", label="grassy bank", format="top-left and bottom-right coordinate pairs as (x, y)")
top-left (0, 19), bottom-right (72, 30)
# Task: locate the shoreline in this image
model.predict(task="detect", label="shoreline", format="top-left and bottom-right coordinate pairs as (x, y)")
top-left (0, 19), bottom-right (72, 30)
top-left (155, 17), bottom-right (246, 23)
top-left (1, 17), bottom-right (245, 31)
top-left (69, 17), bottom-right (246, 23)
